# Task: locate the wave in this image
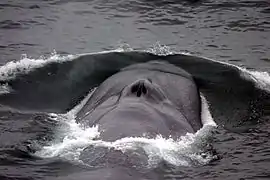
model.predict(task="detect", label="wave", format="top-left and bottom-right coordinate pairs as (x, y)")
top-left (0, 48), bottom-right (269, 127)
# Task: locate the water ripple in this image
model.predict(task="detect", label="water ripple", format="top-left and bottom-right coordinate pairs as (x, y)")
top-left (0, 20), bottom-right (45, 30)
top-left (0, 20), bottom-right (24, 29)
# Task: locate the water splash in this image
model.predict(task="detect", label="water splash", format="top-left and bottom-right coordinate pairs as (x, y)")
top-left (35, 92), bottom-right (217, 167)
top-left (0, 51), bottom-right (76, 82)
top-left (146, 42), bottom-right (175, 56)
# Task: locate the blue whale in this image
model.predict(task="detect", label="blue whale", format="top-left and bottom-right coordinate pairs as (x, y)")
top-left (76, 61), bottom-right (202, 141)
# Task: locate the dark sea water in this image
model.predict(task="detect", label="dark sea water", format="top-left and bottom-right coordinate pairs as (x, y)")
top-left (0, 0), bottom-right (270, 180)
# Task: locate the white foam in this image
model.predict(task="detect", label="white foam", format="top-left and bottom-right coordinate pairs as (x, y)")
top-left (200, 93), bottom-right (216, 126)
top-left (35, 92), bottom-right (217, 167)
top-left (0, 52), bottom-right (77, 82)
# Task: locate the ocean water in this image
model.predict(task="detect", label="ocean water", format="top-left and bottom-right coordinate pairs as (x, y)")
top-left (0, 0), bottom-right (270, 179)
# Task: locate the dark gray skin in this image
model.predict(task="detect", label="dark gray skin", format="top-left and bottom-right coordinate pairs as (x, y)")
top-left (76, 61), bottom-right (202, 141)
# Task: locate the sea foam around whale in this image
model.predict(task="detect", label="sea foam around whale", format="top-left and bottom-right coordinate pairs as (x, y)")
top-left (35, 86), bottom-right (217, 168)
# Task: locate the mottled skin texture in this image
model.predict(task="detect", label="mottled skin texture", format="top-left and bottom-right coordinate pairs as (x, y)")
top-left (76, 61), bottom-right (202, 141)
